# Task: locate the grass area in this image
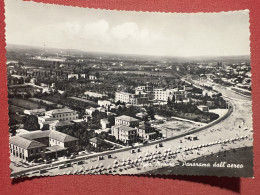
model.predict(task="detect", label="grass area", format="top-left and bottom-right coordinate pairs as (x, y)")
top-left (143, 147), bottom-right (253, 177)
top-left (9, 98), bottom-right (44, 110)
top-left (9, 105), bottom-right (24, 114)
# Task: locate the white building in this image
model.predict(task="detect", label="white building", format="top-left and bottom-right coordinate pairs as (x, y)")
top-left (85, 91), bottom-right (105, 98)
top-left (153, 88), bottom-right (189, 101)
top-left (24, 109), bottom-right (46, 116)
top-left (98, 100), bottom-right (112, 108)
top-left (68, 74), bottom-right (79, 79)
top-left (45, 108), bottom-right (78, 122)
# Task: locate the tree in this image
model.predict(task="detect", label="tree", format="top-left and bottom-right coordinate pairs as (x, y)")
top-left (23, 115), bottom-right (40, 131)
top-left (167, 97), bottom-right (172, 106)
top-left (172, 95), bottom-right (176, 104)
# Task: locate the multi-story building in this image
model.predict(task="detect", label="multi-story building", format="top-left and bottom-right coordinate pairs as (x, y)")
top-left (153, 88), bottom-right (189, 101)
top-left (9, 136), bottom-right (46, 162)
top-left (115, 115), bottom-right (139, 127)
top-left (115, 92), bottom-right (131, 103)
top-left (45, 108), bottom-right (78, 122)
top-left (137, 128), bottom-right (157, 140)
top-left (115, 92), bottom-right (149, 106)
top-left (9, 130), bottom-right (79, 162)
top-left (111, 125), bottom-right (137, 145)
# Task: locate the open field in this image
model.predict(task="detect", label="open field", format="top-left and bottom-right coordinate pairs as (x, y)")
top-left (9, 98), bottom-right (42, 110)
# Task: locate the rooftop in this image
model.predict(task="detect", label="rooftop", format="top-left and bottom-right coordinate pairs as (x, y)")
top-left (45, 108), bottom-right (75, 115)
top-left (113, 125), bottom-right (136, 132)
top-left (89, 137), bottom-right (104, 144)
top-left (10, 136), bottom-right (46, 149)
top-left (19, 130), bottom-right (79, 143)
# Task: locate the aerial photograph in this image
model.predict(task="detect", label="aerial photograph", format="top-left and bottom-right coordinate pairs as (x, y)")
top-left (5, 0), bottom-right (253, 178)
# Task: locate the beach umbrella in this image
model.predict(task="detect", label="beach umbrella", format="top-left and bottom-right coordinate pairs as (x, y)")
top-left (67, 171), bottom-right (71, 175)
top-left (95, 164), bottom-right (99, 169)
top-left (107, 165), bottom-right (111, 169)
top-left (114, 160), bottom-right (118, 164)
top-left (138, 155), bottom-right (142, 159)
top-left (63, 172), bottom-right (66, 175)
top-left (100, 163), bottom-right (103, 167)
top-left (73, 169), bottom-right (78, 174)
top-left (127, 157), bottom-right (130, 161)
top-left (90, 166), bottom-right (94, 170)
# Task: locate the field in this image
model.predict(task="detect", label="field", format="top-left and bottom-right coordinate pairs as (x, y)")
top-left (9, 98), bottom-right (43, 110)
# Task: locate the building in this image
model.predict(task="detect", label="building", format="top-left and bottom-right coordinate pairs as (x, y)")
top-left (49, 121), bottom-right (74, 131)
top-left (85, 107), bottom-right (97, 116)
top-left (68, 74), bottom-right (79, 79)
top-left (24, 109), bottom-right (46, 116)
top-left (115, 115), bottom-right (139, 127)
top-left (10, 130), bottom-right (79, 162)
top-left (45, 108), bottom-right (78, 122)
top-left (89, 137), bottom-right (105, 148)
top-left (111, 125), bottom-right (137, 145)
top-left (137, 128), bottom-right (157, 141)
top-left (89, 75), bottom-right (97, 80)
top-left (9, 136), bottom-right (46, 162)
top-left (84, 91), bottom-right (105, 98)
top-left (100, 118), bottom-right (110, 130)
top-left (115, 92), bottom-right (131, 103)
top-left (153, 88), bottom-right (189, 102)
top-left (98, 100), bottom-right (112, 108)
top-left (115, 91), bottom-right (149, 106)
top-left (197, 105), bottom-right (209, 112)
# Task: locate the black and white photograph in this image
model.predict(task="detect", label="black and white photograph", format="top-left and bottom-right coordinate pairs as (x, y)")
top-left (5, 0), bottom-right (253, 178)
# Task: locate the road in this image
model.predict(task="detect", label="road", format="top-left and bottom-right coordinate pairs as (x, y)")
top-left (11, 82), bottom-right (253, 177)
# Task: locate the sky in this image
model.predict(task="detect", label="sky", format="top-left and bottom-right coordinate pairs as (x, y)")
top-left (5, 0), bottom-right (251, 57)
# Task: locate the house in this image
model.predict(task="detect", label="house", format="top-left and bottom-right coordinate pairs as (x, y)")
top-left (84, 91), bottom-right (105, 98)
top-left (45, 108), bottom-right (78, 122)
top-left (49, 121), bottom-right (74, 131)
top-left (100, 119), bottom-right (110, 130)
top-left (197, 105), bottom-right (209, 112)
top-left (115, 115), bottom-right (139, 127)
top-left (98, 100), bottom-right (112, 108)
top-left (10, 130), bottom-right (79, 162)
top-left (10, 136), bottom-right (46, 162)
top-left (89, 137), bottom-right (105, 148)
top-left (85, 107), bottom-right (97, 116)
top-left (111, 125), bottom-right (137, 145)
top-left (68, 74), bottom-right (79, 79)
top-left (24, 109), bottom-right (46, 116)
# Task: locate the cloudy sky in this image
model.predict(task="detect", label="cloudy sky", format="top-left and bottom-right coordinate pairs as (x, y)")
top-left (5, 0), bottom-right (250, 57)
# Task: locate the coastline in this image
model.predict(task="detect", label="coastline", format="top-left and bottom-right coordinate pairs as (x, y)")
top-left (141, 146), bottom-right (253, 177)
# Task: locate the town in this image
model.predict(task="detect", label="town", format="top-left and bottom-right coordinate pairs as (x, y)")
top-left (7, 45), bottom-right (252, 177)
